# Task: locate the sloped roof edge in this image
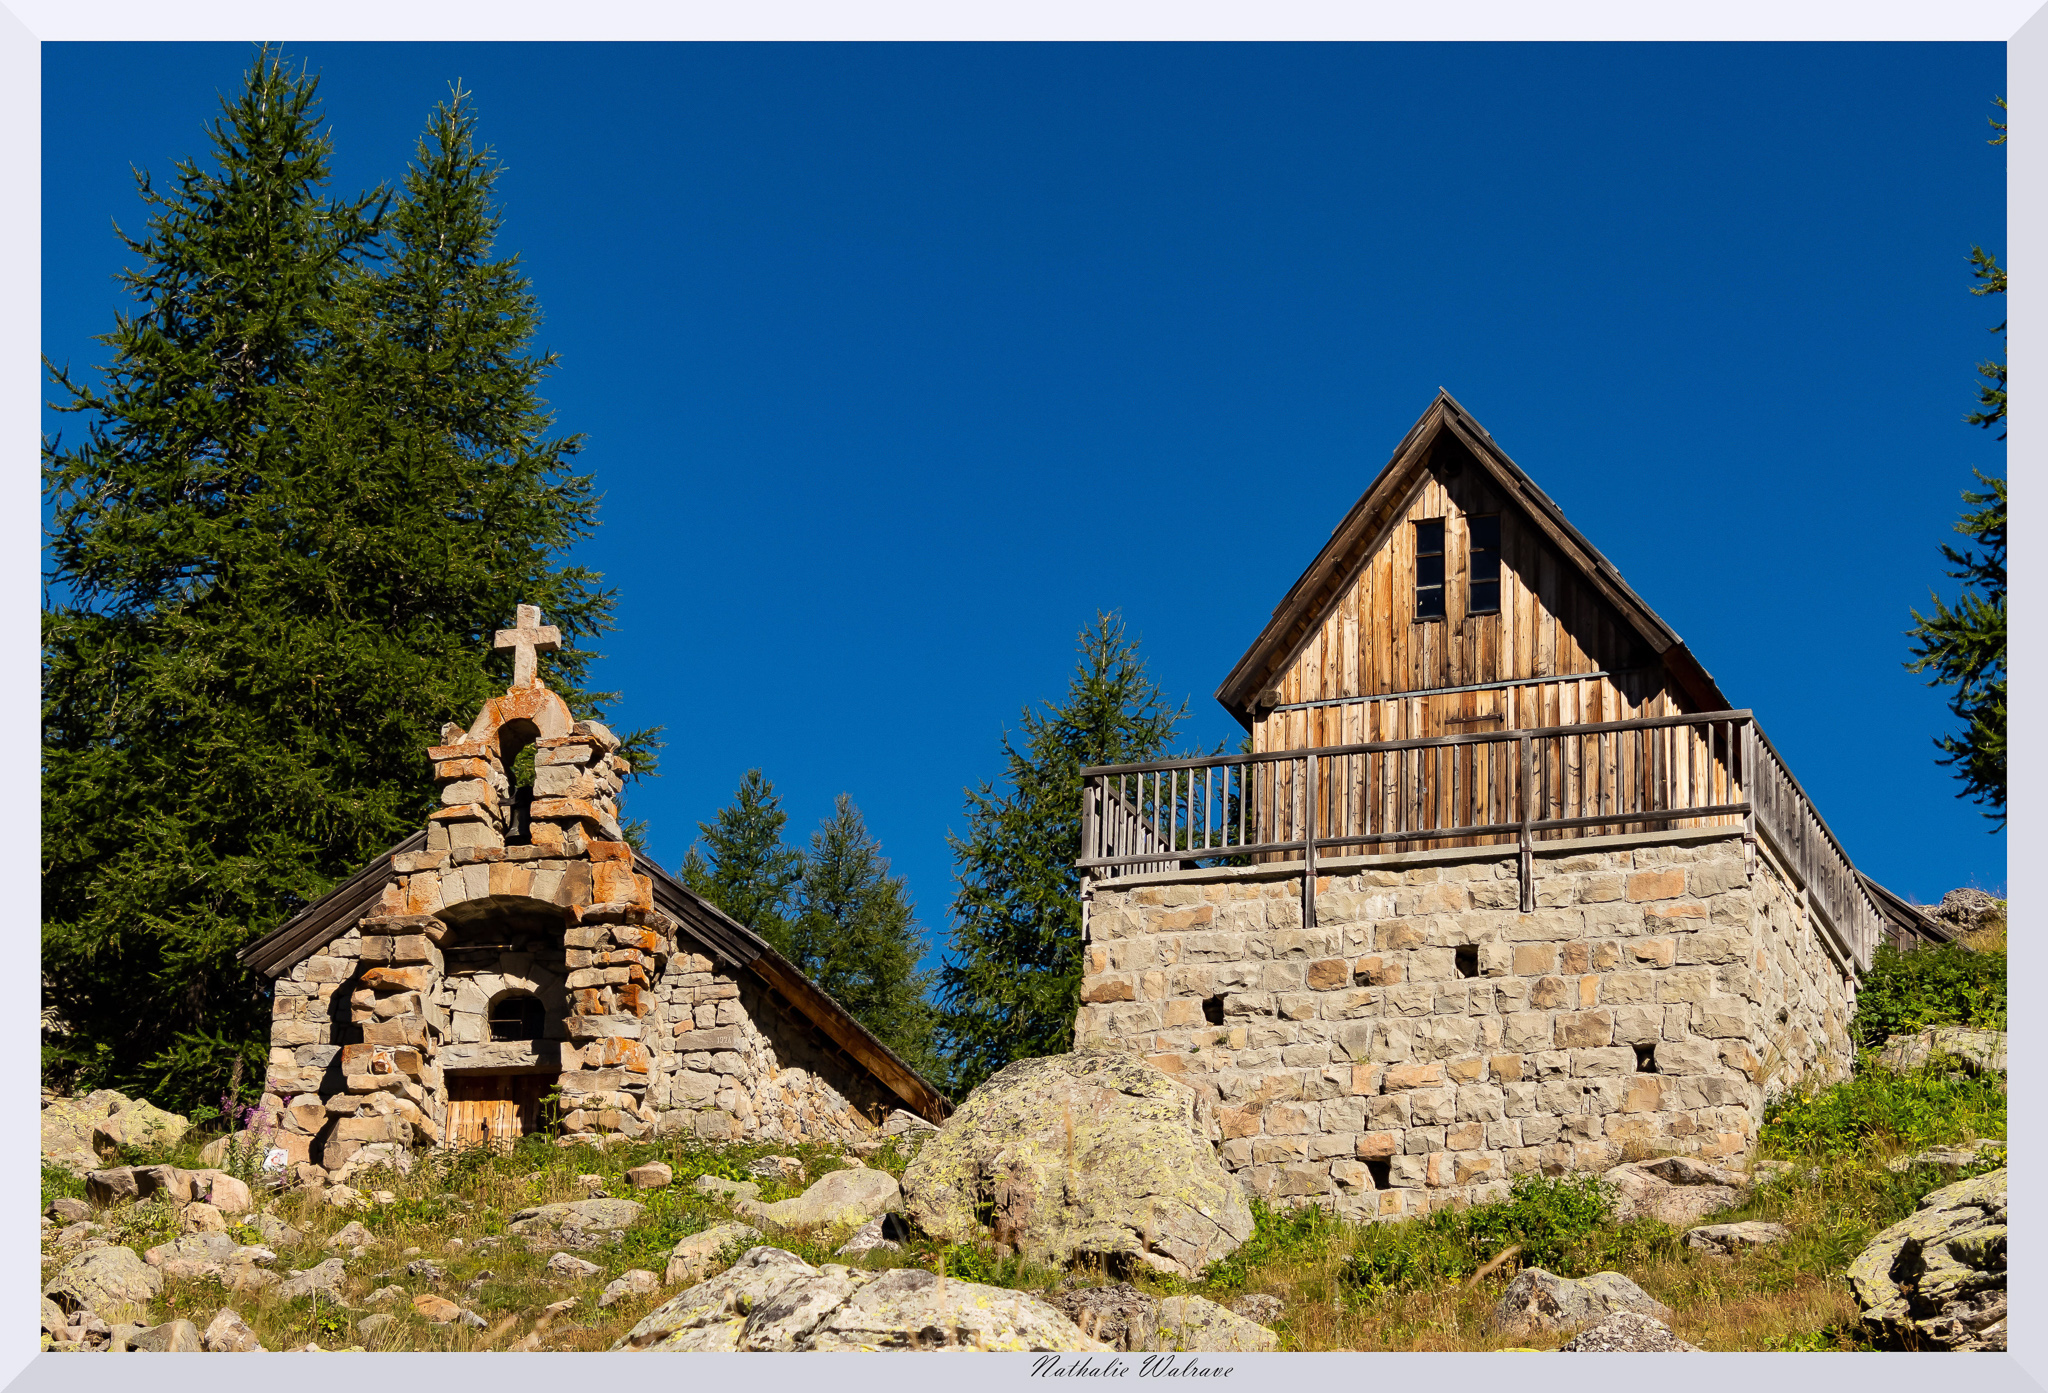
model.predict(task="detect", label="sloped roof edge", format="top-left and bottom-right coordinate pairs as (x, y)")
top-left (237, 841), bottom-right (951, 1123)
top-left (1215, 390), bottom-right (1731, 724)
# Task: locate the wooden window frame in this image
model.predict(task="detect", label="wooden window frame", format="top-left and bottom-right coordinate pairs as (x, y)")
top-left (1466, 513), bottom-right (1502, 616)
top-left (1414, 518), bottom-right (1446, 622)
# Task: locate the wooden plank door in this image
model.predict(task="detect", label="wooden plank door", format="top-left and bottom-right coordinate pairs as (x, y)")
top-left (446, 1073), bottom-right (555, 1148)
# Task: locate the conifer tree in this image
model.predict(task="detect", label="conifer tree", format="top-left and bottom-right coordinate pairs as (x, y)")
top-left (682, 770), bottom-right (803, 947)
top-left (938, 613), bottom-right (1185, 1093)
top-left (1907, 99), bottom-right (2006, 827)
top-left (788, 796), bottom-right (942, 1080)
top-left (41, 54), bottom-right (632, 1108)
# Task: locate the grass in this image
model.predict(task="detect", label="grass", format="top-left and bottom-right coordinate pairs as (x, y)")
top-left (43, 1024), bottom-right (2006, 1353)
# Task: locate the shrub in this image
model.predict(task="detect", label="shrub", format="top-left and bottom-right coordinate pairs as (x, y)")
top-left (1761, 1062), bottom-right (2006, 1158)
top-left (1849, 940), bottom-right (2006, 1048)
top-left (1203, 1198), bottom-right (1348, 1293)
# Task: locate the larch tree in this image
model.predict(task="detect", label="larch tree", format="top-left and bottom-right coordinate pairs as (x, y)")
top-left (41, 53), bottom-right (637, 1109)
top-left (681, 769), bottom-right (804, 947)
top-left (938, 612), bottom-right (1185, 1094)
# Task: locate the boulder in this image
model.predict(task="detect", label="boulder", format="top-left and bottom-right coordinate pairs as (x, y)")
top-left (325, 1185), bottom-right (367, 1212)
top-left (329, 1220), bottom-right (373, 1251)
top-left (44, 1245), bottom-right (163, 1322)
top-left (1556, 1311), bottom-right (1699, 1352)
top-left (600, 1269), bottom-right (661, 1307)
top-left (92, 1098), bottom-right (191, 1153)
top-left (507, 1198), bottom-right (645, 1250)
top-left (835, 1214), bottom-right (909, 1258)
top-left (143, 1231), bottom-right (240, 1280)
top-left (48, 1196), bottom-right (92, 1224)
top-left (665, 1223), bottom-right (764, 1286)
top-left (1148, 1296), bottom-right (1279, 1352)
top-left (626, 1162), bottom-right (674, 1190)
top-left (53, 1220), bottom-right (106, 1249)
top-left (1877, 1028), bottom-right (2006, 1077)
top-left (40, 1296), bottom-right (68, 1338)
top-left (357, 1313), bottom-right (395, 1342)
top-left (692, 1175), bottom-right (761, 1205)
top-left (1491, 1268), bottom-right (1670, 1335)
top-left (129, 1318), bottom-right (203, 1352)
top-left (616, 1246), bottom-right (1112, 1352)
top-left (84, 1166), bottom-right (140, 1207)
top-left (740, 1165), bottom-right (902, 1231)
top-left (253, 1212), bottom-right (305, 1249)
top-left (274, 1257), bottom-right (349, 1302)
top-left (1888, 1138), bottom-right (2005, 1173)
top-left (902, 1051), bottom-right (1254, 1278)
top-left (546, 1252), bottom-right (603, 1279)
top-left (41, 1092), bottom-right (129, 1175)
top-left (189, 1169), bottom-right (252, 1214)
top-left (366, 1285), bottom-right (408, 1307)
top-left (1847, 1167), bottom-right (2006, 1350)
top-left (1600, 1158), bottom-right (1740, 1227)
top-left (1046, 1284), bottom-right (1160, 1349)
top-left (1933, 887), bottom-right (2004, 937)
top-left (203, 1307), bottom-right (265, 1352)
top-left (750, 1155), bottom-right (805, 1182)
top-left (1682, 1221), bottom-right (1791, 1257)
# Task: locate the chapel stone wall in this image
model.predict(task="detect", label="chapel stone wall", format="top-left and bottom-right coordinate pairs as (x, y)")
top-left (1075, 829), bottom-right (1858, 1221)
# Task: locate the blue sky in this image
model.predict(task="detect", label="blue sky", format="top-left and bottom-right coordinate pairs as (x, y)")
top-left (42, 41), bottom-right (2007, 971)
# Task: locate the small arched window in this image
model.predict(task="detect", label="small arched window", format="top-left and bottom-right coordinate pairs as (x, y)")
top-left (489, 993), bottom-right (546, 1043)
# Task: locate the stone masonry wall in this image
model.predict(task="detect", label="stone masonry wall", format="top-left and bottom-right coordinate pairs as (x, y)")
top-left (1074, 830), bottom-right (1858, 1221)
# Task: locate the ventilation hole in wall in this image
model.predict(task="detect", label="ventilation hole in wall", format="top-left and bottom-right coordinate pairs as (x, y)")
top-left (1454, 945), bottom-right (1480, 979)
top-left (1365, 1157), bottom-right (1392, 1190)
top-left (1202, 995), bottom-right (1226, 1027)
top-left (1633, 1042), bottom-right (1659, 1074)
top-left (1777, 1007), bottom-right (1790, 1024)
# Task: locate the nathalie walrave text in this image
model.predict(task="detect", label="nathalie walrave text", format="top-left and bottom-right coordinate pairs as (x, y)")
top-left (1030, 1355), bottom-right (1237, 1379)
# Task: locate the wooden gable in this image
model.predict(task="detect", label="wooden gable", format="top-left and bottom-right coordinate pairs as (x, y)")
top-left (1219, 392), bottom-right (1730, 756)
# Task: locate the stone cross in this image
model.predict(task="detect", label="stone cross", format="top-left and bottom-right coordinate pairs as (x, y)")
top-left (494, 604), bottom-right (562, 688)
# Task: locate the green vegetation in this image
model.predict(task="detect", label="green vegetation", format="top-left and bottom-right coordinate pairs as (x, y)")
top-left (1847, 938), bottom-right (2007, 1048)
top-left (939, 612), bottom-right (1187, 1093)
top-left (41, 50), bottom-right (651, 1113)
top-left (1760, 1060), bottom-right (2006, 1160)
top-left (1906, 96), bottom-right (2006, 825)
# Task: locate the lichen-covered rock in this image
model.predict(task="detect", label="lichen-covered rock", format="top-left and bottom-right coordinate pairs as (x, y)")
top-left (142, 1232), bottom-right (240, 1280)
top-left (1149, 1295), bottom-right (1278, 1352)
top-left (91, 1098), bottom-right (191, 1153)
top-left (274, 1258), bottom-right (349, 1302)
top-left (600, 1269), bottom-right (660, 1307)
top-left (1601, 1158), bottom-right (1740, 1227)
top-left (835, 1214), bottom-right (908, 1258)
top-left (507, 1198), bottom-right (645, 1250)
top-left (665, 1223), bottom-right (763, 1286)
top-left (41, 1094), bottom-right (117, 1176)
top-left (84, 1166), bottom-right (140, 1207)
top-left (129, 1318), bottom-right (203, 1352)
top-left (44, 1246), bottom-right (163, 1322)
top-left (693, 1175), bottom-right (761, 1206)
top-left (1887, 1139), bottom-right (2006, 1173)
top-left (1848, 1167), bottom-right (2006, 1350)
top-left (1556, 1311), bottom-right (1699, 1352)
top-left (547, 1252), bottom-right (603, 1279)
top-left (739, 1165), bottom-right (900, 1231)
top-left (617, 1246), bottom-right (1110, 1353)
top-left (901, 1051), bottom-right (1253, 1278)
top-left (1877, 1028), bottom-right (2006, 1077)
top-left (1045, 1283), bottom-right (1159, 1349)
top-left (627, 1162), bottom-right (674, 1189)
top-left (1682, 1221), bottom-right (1790, 1256)
top-left (1491, 1268), bottom-right (1669, 1335)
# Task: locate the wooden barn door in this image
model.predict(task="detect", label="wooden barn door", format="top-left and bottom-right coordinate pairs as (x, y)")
top-left (446, 1073), bottom-right (555, 1148)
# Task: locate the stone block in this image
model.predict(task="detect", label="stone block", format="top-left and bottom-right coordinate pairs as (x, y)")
top-left (1553, 1011), bottom-right (1613, 1049)
top-left (1627, 868), bottom-right (1686, 902)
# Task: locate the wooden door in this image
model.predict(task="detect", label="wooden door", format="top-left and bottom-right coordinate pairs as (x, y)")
top-left (446, 1073), bottom-right (555, 1148)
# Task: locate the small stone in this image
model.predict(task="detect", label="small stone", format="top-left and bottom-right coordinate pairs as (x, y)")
top-left (692, 1175), bottom-right (762, 1205)
top-left (367, 1285), bottom-right (408, 1306)
top-left (598, 1269), bottom-right (660, 1308)
top-left (325, 1184), bottom-right (367, 1211)
top-left (181, 1202), bottom-right (227, 1233)
top-left (749, 1155), bottom-right (805, 1182)
top-left (1228, 1293), bottom-right (1285, 1326)
top-left (509, 1331), bottom-right (543, 1351)
top-left (1682, 1221), bottom-right (1792, 1256)
top-left (329, 1220), bottom-right (372, 1250)
top-left (202, 1307), bottom-right (264, 1352)
top-left (129, 1318), bottom-right (204, 1352)
top-left (1557, 1310), bottom-right (1699, 1351)
top-left (357, 1312), bottom-right (395, 1341)
top-left (626, 1162), bottom-right (674, 1189)
top-left (547, 1252), bottom-right (602, 1279)
top-left (542, 1298), bottom-right (578, 1317)
top-left (48, 1197), bottom-right (91, 1224)
top-left (664, 1222), bottom-right (763, 1286)
top-left (274, 1257), bottom-right (349, 1302)
top-left (834, 1214), bottom-right (909, 1257)
top-left (413, 1293), bottom-right (463, 1323)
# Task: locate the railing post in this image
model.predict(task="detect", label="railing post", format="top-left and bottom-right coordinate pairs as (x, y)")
top-left (1518, 733), bottom-right (1534, 913)
top-left (1302, 751), bottom-right (1318, 929)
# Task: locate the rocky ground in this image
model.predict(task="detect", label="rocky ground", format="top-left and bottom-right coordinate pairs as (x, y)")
top-left (40, 1034), bottom-right (2006, 1354)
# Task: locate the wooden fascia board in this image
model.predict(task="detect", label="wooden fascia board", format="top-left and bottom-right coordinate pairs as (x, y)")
top-left (1214, 402), bottom-right (1447, 723)
top-left (238, 830), bottom-right (426, 979)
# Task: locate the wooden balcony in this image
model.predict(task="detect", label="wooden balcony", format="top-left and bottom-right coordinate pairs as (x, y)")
top-left (1079, 710), bottom-right (1879, 972)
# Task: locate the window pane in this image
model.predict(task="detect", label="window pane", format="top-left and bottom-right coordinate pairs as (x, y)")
top-left (1416, 585), bottom-right (1445, 620)
top-left (1417, 554), bottom-right (1444, 587)
top-left (1469, 579), bottom-right (1500, 614)
top-left (1468, 514), bottom-right (1500, 552)
top-left (1415, 519), bottom-right (1444, 555)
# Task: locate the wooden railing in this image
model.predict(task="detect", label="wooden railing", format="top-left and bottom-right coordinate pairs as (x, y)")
top-left (1079, 709), bottom-right (1878, 971)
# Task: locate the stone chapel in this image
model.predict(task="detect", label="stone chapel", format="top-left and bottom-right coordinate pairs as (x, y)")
top-left (240, 607), bottom-right (949, 1176)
